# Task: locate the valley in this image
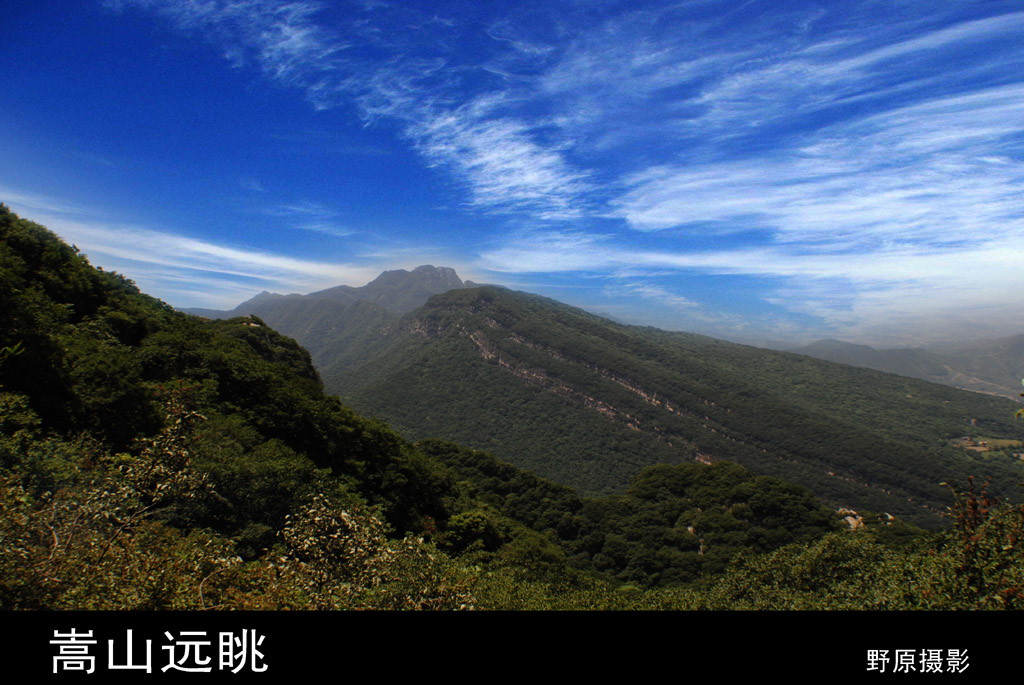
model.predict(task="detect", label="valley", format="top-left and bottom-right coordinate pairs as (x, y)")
top-left (4, 204), bottom-right (1024, 611)
top-left (195, 267), bottom-right (1024, 528)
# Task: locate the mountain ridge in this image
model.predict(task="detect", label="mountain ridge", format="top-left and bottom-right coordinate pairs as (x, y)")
top-left (0, 204), bottom-right (858, 599)
top-left (180, 267), bottom-right (1024, 527)
top-left (792, 336), bottom-right (1024, 400)
top-left (315, 286), bottom-right (1024, 526)
top-left (6, 203), bottom-right (1024, 610)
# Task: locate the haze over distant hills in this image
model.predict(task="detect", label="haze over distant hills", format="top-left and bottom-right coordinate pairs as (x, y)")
top-left (184, 266), bottom-right (1024, 528)
top-left (792, 337), bottom-right (1024, 401)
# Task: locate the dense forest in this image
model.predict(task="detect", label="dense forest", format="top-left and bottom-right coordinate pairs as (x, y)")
top-left (3, 203), bottom-right (1024, 610)
top-left (315, 286), bottom-right (1024, 527)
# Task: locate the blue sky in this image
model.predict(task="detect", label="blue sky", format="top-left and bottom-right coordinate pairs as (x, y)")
top-left (2, 0), bottom-right (1023, 347)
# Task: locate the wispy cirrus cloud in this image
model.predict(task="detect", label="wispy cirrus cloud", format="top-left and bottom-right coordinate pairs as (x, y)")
top-left (111, 0), bottom-right (590, 220)
top-left (240, 177), bottom-right (267, 193)
top-left (260, 201), bottom-right (356, 237)
top-left (0, 187), bottom-right (94, 216)
top-left (107, 0), bottom-right (350, 106)
top-left (613, 281), bottom-right (700, 312)
top-left (613, 83), bottom-right (1024, 248)
top-left (52, 219), bottom-right (377, 297)
top-left (266, 200), bottom-right (338, 217)
top-left (688, 11), bottom-right (1024, 133)
top-left (290, 222), bottom-right (355, 238)
top-left (98, 1), bottom-right (1024, 343)
top-left (408, 99), bottom-right (592, 218)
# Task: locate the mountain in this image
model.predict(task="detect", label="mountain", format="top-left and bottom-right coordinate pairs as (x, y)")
top-left (309, 264), bottom-right (467, 314)
top-left (306, 287), bottom-right (1023, 527)
top-left (181, 265), bottom-right (475, 379)
top-left (0, 204), bottom-right (862, 599)
top-left (184, 264), bottom-right (470, 319)
top-left (192, 266), bottom-right (1024, 527)
top-left (792, 337), bottom-right (1024, 400)
top-left (7, 203), bottom-right (1024, 612)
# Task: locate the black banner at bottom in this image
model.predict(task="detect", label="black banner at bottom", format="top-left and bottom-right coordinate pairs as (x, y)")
top-left (12, 610), bottom-right (1014, 681)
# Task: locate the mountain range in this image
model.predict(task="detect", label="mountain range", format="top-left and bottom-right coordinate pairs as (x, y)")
top-left (189, 266), bottom-right (1024, 528)
top-left (791, 337), bottom-right (1024, 400)
top-left (7, 203), bottom-right (1024, 611)
top-left (0, 205), bottom-right (880, 601)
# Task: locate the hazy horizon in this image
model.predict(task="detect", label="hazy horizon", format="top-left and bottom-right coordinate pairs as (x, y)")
top-left (172, 261), bottom-right (1024, 352)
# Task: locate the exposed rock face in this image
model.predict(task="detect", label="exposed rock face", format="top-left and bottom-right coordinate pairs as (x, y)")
top-left (838, 508), bottom-right (865, 529)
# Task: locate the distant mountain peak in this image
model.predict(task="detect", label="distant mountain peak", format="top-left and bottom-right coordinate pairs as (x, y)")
top-left (342, 265), bottom-right (466, 313)
top-left (231, 290), bottom-right (287, 309)
top-left (362, 264), bottom-right (461, 282)
top-left (182, 264), bottom-right (471, 321)
top-left (418, 264), bottom-right (461, 283)
top-left (413, 263), bottom-right (458, 276)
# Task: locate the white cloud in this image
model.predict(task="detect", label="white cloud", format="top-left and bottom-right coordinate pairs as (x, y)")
top-left (479, 228), bottom-right (1024, 344)
top-left (691, 10), bottom-right (1024, 133)
top-left (266, 200), bottom-right (339, 217)
top-left (833, 11), bottom-right (1024, 72)
top-left (259, 201), bottom-right (356, 237)
top-left (0, 188), bottom-right (93, 216)
top-left (5, 193), bottom-right (382, 307)
top-left (614, 281), bottom-right (700, 312)
top-left (240, 177), bottom-right (267, 192)
top-left (292, 222), bottom-right (355, 238)
top-left (409, 100), bottom-right (591, 218)
top-left (612, 81), bottom-right (1024, 258)
top-left (114, 0), bottom-right (590, 220)
top-left (480, 230), bottom-right (622, 273)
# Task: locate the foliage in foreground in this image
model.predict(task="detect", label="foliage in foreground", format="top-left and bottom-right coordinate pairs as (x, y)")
top-left (657, 478), bottom-right (1024, 610)
top-left (0, 393), bottom-right (475, 610)
top-left (3, 203), bottom-right (1023, 611)
top-left (462, 479), bottom-right (1024, 610)
top-left (6, 371), bottom-right (1022, 611)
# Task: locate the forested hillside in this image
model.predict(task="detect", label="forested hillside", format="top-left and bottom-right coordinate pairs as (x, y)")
top-left (4, 204), bottom-right (1024, 611)
top-left (0, 204), bottom-right (481, 608)
top-left (308, 287), bottom-right (1024, 527)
